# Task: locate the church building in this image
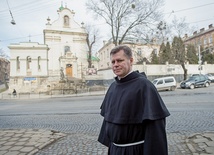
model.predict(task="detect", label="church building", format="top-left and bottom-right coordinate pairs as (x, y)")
top-left (9, 5), bottom-right (90, 93)
top-left (44, 5), bottom-right (88, 80)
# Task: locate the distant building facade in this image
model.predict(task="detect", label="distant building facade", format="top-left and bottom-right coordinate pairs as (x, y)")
top-left (9, 42), bottom-right (49, 92)
top-left (184, 24), bottom-right (214, 53)
top-left (97, 39), bottom-right (160, 70)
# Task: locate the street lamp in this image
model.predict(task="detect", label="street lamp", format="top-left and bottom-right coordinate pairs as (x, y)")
top-left (11, 18), bottom-right (16, 25)
top-left (7, 0), bottom-right (16, 25)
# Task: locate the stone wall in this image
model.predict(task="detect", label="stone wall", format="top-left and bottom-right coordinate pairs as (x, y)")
top-left (7, 62), bottom-right (214, 93)
top-left (90, 63), bottom-right (214, 86)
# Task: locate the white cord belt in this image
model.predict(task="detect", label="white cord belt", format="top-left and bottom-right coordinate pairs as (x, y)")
top-left (113, 140), bottom-right (145, 147)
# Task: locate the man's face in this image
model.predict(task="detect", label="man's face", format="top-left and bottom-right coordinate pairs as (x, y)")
top-left (110, 50), bottom-right (133, 78)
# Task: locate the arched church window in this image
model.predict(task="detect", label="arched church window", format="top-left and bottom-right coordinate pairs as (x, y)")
top-left (16, 56), bottom-right (20, 70)
top-left (27, 56), bottom-right (31, 70)
top-left (38, 56), bottom-right (41, 70)
top-left (64, 46), bottom-right (70, 55)
top-left (64, 15), bottom-right (69, 26)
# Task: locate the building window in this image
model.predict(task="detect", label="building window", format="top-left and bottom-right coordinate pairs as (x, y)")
top-left (100, 53), bottom-right (103, 62)
top-left (198, 39), bottom-right (201, 46)
top-left (154, 49), bottom-right (158, 55)
top-left (137, 48), bottom-right (142, 56)
top-left (64, 46), bottom-right (70, 55)
top-left (27, 56), bottom-right (31, 70)
top-left (38, 56), bottom-right (41, 70)
top-left (107, 49), bottom-right (109, 58)
top-left (204, 38), bottom-right (207, 45)
top-left (209, 36), bottom-right (213, 44)
top-left (16, 56), bottom-right (20, 70)
top-left (104, 50), bottom-right (108, 59)
top-left (64, 15), bottom-right (69, 26)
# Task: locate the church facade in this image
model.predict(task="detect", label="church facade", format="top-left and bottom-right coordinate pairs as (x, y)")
top-left (9, 5), bottom-right (90, 93)
top-left (44, 6), bottom-right (88, 80)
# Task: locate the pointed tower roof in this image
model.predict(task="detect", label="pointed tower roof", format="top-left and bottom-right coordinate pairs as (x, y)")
top-left (59, 1), bottom-right (64, 11)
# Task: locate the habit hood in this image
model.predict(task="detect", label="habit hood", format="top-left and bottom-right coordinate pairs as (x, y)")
top-left (100, 71), bottom-right (170, 124)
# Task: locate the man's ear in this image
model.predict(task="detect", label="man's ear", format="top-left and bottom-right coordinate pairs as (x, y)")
top-left (130, 57), bottom-right (134, 64)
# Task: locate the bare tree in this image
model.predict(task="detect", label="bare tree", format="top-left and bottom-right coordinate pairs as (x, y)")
top-left (168, 16), bottom-right (200, 80)
top-left (0, 48), bottom-right (10, 88)
top-left (0, 48), bottom-right (9, 59)
top-left (85, 24), bottom-right (100, 68)
top-left (171, 36), bottom-right (187, 80)
top-left (168, 16), bottom-right (196, 38)
top-left (86, 0), bottom-right (164, 46)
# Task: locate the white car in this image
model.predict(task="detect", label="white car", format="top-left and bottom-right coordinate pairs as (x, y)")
top-left (152, 76), bottom-right (177, 91)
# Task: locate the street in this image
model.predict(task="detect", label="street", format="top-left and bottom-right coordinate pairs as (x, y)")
top-left (0, 84), bottom-right (214, 154)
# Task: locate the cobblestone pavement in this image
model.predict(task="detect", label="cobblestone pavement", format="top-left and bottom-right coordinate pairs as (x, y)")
top-left (0, 113), bottom-right (214, 155)
top-left (1, 129), bottom-right (214, 155)
top-left (1, 86), bottom-right (214, 155)
top-left (0, 129), bottom-right (66, 155)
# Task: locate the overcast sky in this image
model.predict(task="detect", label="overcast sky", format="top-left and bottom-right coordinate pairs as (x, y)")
top-left (0, 0), bottom-right (214, 56)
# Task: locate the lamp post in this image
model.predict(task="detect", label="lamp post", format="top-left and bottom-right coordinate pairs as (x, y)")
top-left (198, 45), bottom-right (202, 74)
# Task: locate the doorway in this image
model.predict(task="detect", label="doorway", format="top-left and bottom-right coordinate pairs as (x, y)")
top-left (66, 64), bottom-right (72, 77)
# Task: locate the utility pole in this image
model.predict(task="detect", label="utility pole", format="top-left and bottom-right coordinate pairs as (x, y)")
top-left (198, 45), bottom-right (202, 74)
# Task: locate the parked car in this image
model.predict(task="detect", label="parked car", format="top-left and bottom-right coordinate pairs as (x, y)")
top-left (152, 76), bottom-right (177, 91)
top-left (180, 74), bottom-right (211, 89)
top-left (205, 73), bottom-right (214, 82)
top-left (191, 74), bottom-right (200, 77)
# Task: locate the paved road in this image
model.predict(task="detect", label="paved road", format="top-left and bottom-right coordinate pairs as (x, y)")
top-left (0, 84), bottom-right (214, 154)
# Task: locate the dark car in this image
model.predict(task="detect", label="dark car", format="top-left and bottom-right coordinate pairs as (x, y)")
top-left (205, 73), bottom-right (214, 82)
top-left (180, 74), bottom-right (211, 89)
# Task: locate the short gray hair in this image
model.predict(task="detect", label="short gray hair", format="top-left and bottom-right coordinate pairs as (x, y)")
top-left (110, 45), bottom-right (132, 58)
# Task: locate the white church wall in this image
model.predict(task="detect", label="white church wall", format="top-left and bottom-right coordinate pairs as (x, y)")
top-left (51, 8), bottom-right (85, 33)
top-left (44, 6), bottom-right (88, 79)
top-left (9, 43), bottom-right (48, 77)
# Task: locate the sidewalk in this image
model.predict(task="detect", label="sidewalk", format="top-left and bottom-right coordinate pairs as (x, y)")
top-left (0, 89), bottom-right (107, 100)
top-left (186, 131), bottom-right (214, 155)
top-left (0, 129), bottom-right (214, 155)
top-left (0, 129), bottom-right (66, 155)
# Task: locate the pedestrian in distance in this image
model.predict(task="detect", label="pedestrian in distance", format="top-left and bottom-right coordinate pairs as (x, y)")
top-left (98, 45), bottom-right (170, 155)
top-left (12, 89), bottom-right (17, 97)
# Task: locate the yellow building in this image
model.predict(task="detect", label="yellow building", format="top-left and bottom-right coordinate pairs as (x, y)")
top-left (97, 39), bottom-right (160, 70)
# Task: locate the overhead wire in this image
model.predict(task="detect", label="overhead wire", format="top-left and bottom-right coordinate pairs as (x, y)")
top-left (188, 17), bottom-right (214, 24)
top-left (165, 2), bottom-right (214, 22)
top-left (6, 0), bottom-right (16, 24)
top-left (1, 0), bottom-right (57, 12)
top-left (1, 1), bottom-right (214, 21)
top-left (0, 0), bottom-right (59, 20)
top-left (164, 2), bottom-right (214, 25)
top-left (0, 22), bottom-right (107, 43)
top-left (0, 0), bottom-right (61, 44)
top-left (165, 2), bottom-right (214, 14)
top-left (1, 1), bottom-right (213, 44)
